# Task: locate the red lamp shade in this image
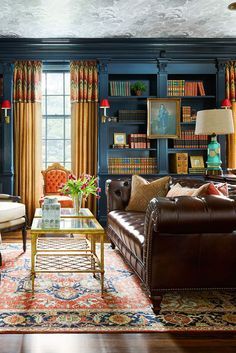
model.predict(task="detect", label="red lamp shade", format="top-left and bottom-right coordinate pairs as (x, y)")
top-left (221, 98), bottom-right (232, 108)
top-left (1, 100), bottom-right (11, 109)
top-left (100, 99), bottom-right (110, 108)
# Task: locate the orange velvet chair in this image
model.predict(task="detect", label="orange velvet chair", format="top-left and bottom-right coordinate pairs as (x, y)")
top-left (39, 163), bottom-right (74, 208)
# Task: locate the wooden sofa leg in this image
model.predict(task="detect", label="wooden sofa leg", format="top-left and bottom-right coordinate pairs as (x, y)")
top-left (150, 294), bottom-right (163, 314)
top-left (110, 240), bottom-right (116, 249)
top-left (22, 225), bottom-right (27, 252)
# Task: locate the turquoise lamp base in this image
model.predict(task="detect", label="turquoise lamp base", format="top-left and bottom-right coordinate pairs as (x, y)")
top-left (206, 134), bottom-right (223, 176)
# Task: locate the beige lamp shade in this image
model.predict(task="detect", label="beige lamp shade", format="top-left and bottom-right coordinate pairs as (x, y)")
top-left (195, 109), bottom-right (234, 135)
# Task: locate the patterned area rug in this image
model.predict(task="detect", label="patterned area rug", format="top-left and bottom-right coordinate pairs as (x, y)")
top-left (0, 243), bottom-right (236, 333)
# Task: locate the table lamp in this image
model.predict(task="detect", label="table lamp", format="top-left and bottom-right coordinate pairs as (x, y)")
top-left (195, 109), bottom-right (234, 175)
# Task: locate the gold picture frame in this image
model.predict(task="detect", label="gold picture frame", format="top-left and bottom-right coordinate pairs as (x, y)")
top-left (114, 133), bottom-right (126, 145)
top-left (190, 155), bottom-right (205, 169)
top-left (147, 98), bottom-right (181, 139)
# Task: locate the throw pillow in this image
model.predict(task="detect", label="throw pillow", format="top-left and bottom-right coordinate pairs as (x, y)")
top-left (166, 182), bottom-right (211, 197)
top-left (126, 175), bottom-right (170, 212)
top-left (207, 182), bottom-right (229, 196)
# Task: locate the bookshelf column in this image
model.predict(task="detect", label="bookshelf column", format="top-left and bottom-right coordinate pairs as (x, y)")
top-left (157, 60), bottom-right (169, 174)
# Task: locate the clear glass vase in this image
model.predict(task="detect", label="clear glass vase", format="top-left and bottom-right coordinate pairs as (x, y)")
top-left (72, 193), bottom-right (82, 214)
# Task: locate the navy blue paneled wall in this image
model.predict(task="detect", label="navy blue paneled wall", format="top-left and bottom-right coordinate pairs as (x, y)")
top-left (0, 38), bottom-right (233, 198)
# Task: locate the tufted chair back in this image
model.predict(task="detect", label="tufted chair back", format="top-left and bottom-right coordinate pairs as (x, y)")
top-left (41, 163), bottom-right (72, 195)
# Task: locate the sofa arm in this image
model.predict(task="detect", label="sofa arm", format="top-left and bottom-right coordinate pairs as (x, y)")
top-left (0, 194), bottom-right (21, 202)
top-left (105, 179), bottom-right (131, 213)
top-left (144, 195), bottom-right (236, 236)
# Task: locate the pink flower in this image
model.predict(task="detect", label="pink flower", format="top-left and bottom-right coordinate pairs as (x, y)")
top-left (68, 174), bottom-right (76, 180)
top-left (81, 183), bottom-right (87, 190)
top-left (60, 183), bottom-right (65, 188)
top-left (96, 195), bottom-right (101, 199)
top-left (96, 187), bottom-right (101, 193)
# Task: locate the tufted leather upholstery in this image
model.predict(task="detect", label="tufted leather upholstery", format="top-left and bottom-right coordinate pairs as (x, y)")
top-left (106, 177), bottom-right (236, 314)
top-left (40, 163), bottom-right (73, 208)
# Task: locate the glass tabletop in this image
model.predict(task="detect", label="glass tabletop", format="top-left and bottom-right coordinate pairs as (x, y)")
top-left (34, 208), bottom-right (94, 218)
top-left (31, 217), bottom-right (104, 233)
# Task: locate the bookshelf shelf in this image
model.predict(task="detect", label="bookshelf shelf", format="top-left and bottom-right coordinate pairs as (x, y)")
top-left (108, 148), bottom-right (156, 151)
top-left (168, 148), bottom-right (207, 153)
top-left (108, 96), bottom-right (155, 100)
top-left (106, 121), bottom-right (146, 126)
top-left (168, 95), bottom-right (215, 99)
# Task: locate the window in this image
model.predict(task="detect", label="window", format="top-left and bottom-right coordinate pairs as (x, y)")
top-left (42, 68), bottom-right (71, 170)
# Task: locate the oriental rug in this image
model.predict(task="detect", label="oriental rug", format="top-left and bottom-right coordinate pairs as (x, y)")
top-left (0, 243), bottom-right (236, 333)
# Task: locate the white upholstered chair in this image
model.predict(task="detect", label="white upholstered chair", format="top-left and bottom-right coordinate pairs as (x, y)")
top-left (0, 194), bottom-right (27, 266)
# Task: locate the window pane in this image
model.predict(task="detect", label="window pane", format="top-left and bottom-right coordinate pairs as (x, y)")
top-left (65, 118), bottom-right (71, 139)
top-left (47, 96), bottom-right (64, 115)
top-left (42, 139), bottom-right (46, 162)
top-left (47, 118), bottom-right (64, 139)
top-left (65, 73), bottom-right (70, 95)
top-left (65, 162), bottom-right (72, 170)
top-left (47, 140), bottom-right (64, 162)
top-left (42, 96), bottom-right (46, 115)
top-left (65, 140), bottom-right (71, 162)
top-left (65, 96), bottom-right (70, 115)
top-left (42, 118), bottom-right (46, 139)
top-left (47, 73), bottom-right (63, 94)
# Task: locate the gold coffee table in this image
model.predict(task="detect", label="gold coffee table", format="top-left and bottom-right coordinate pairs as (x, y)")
top-left (30, 213), bottom-right (105, 296)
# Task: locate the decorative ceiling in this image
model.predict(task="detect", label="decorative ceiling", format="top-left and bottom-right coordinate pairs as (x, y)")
top-left (0, 0), bottom-right (236, 38)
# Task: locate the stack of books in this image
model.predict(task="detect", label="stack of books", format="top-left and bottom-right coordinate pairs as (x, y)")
top-left (167, 80), bottom-right (185, 96)
top-left (128, 134), bottom-right (150, 148)
top-left (189, 167), bottom-right (206, 175)
top-left (182, 106), bottom-right (192, 122)
top-left (108, 157), bottom-right (157, 174)
top-left (109, 81), bottom-right (131, 96)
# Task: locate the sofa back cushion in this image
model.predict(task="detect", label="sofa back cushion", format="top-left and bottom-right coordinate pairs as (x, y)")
top-left (126, 175), bottom-right (170, 212)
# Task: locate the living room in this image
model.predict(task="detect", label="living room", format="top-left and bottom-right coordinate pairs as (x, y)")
top-left (1, 1), bottom-right (236, 352)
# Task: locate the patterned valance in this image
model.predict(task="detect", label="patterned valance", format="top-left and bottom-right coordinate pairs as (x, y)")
top-left (226, 61), bottom-right (236, 102)
top-left (70, 61), bottom-right (98, 102)
top-left (14, 61), bottom-right (42, 103)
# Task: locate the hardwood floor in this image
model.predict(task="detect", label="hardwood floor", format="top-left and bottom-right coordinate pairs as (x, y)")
top-left (0, 333), bottom-right (236, 353)
top-left (1, 232), bottom-right (236, 352)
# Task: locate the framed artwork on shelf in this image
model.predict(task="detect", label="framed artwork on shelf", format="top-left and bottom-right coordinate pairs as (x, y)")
top-left (114, 133), bottom-right (126, 145)
top-left (147, 98), bottom-right (181, 139)
top-left (190, 155), bottom-right (205, 168)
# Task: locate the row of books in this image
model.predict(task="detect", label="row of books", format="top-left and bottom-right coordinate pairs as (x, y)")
top-left (173, 130), bottom-right (208, 148)
top-left (110, 81), bottom-right (131, 96)
top-left (167, 80), bottom-right (206, 96)
top-left (118, 109), bottom-right (146, 121)
top-left (182, 106), bottom-right (197, 122)
top-left (108, 157), bottom-right (157, 174)
top-left (128, 134), bottom-right (151, 148)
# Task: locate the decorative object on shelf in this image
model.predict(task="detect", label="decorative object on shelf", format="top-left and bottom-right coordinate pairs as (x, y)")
top-left (60, 173), bottom-right (101, 214)
top-left (114, 132), bottom-right (126, 145)
top-left (42, 197), bottom-right (61, 229)
top-left (195, 109), bottom-right (234, 176)
top-left (1, 99), bottom-right (11, 124)
top-left (147, 98), bottom-right (181, 139)
top-left (221, 98), bottom-right (232, 109)
top-left (100, 99), bottom-right (110, 123)
top-left (190, 155), bottom-right (205, 168)
top-left (169, 153), bottom-right (188, 174)
top-left (130, 81), bottom-right (147, 96)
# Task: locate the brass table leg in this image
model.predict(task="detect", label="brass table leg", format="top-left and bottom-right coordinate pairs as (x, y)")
top-left (91, 236), bottom-right (96, 278)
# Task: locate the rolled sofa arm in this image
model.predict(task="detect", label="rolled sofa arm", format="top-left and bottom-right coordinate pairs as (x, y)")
top-left (0, 194), bottom-right (21, 202)
top-left (145, 195), bottom-right (236, 236)
top-left (105, 179), bottom-right (131, 213)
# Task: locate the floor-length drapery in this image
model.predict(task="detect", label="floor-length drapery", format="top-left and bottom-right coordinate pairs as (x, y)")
top-left (70, 61), bottom-right (98, 213)
top-left (226, 62), bottom-right (236, 168)
top-left (13, 61), bottom-right (42, 223)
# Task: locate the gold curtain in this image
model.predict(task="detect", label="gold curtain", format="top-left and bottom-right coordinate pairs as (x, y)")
top-left (13, 61), bottom-right (42, 223)
top-left (70, 61), bottom-right (98, 214)
top-left (226, 62), bottom-right (236, 169)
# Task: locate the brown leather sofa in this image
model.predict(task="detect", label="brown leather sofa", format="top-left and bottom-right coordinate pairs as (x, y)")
top-left (106, 178), bottom-right (236, 313)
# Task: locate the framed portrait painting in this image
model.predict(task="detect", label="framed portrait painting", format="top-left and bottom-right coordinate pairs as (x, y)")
top-left (147, 98), bottom-right (181, 139)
